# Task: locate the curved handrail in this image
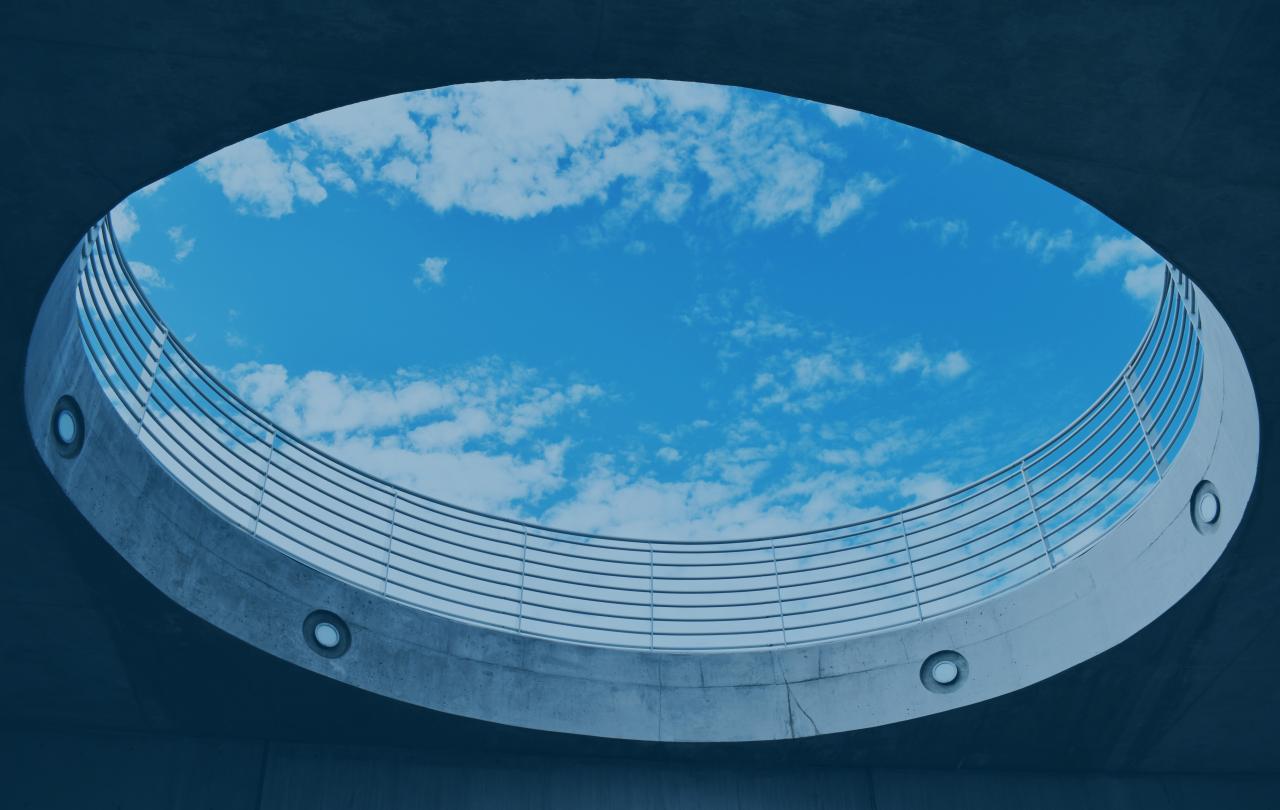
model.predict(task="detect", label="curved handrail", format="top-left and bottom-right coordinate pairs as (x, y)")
top-left (74, 216), bottom-right (1204, 650)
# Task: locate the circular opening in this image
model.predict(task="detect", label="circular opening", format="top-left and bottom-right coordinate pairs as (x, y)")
top-left (55, 409), bottom-right (78, 444)
top-left (931, 660), bottom-right (960, 685)
top-left (125, 78), bottom-right (1159, 541)
top-left (313, 621), bottom-right (341, 649)
top-left (94, 79), bottom-right (1206, 655)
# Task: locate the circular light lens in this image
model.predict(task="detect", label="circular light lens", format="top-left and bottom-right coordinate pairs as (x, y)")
top-left (313, 621), bottom-right (341, 649)
top-left (1196, 491), bottom-right (1220, 525)
top-left (931, 660), bottom-right (960, 685)
top-left (55, 409), bottom-right (78, 444)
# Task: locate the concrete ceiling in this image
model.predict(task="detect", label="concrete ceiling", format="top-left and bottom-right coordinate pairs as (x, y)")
top-left (1, 0), bottom-right (1277, 773)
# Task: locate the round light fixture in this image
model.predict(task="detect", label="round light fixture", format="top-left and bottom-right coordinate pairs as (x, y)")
top-left (1190, 481), bottom-right (1221, 535)
top-left (931, 660), bottom-right (960, 685)
top-left (920, 650), bottom-right (968, 693)
top-left (55, 409), bottom-right (78, 444)
top-left (1196, 491), bottom-right (1220, 525)
top-left (303, 610), bottom-right (351, 658)
top-left (313, 621), bottom-right (341, 649)
top-left (50, 395), bottom-right (85, 458)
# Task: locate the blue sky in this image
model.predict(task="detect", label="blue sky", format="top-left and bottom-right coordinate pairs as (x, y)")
top-left (110, 79), bottom-right (1166, 539)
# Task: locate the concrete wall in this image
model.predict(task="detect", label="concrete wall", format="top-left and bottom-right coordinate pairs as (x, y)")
top-left (5, 0), bottom-right (1280, 788)
top-left (6, 730), bottom-right (1278, 810)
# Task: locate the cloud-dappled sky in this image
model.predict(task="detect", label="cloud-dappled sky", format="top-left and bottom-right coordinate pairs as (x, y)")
top-left (112, 79), bottom-right (1164, 539)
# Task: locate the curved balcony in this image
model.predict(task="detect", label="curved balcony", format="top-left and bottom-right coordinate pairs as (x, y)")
top-left (74, 216), bottom-right (1204, 652)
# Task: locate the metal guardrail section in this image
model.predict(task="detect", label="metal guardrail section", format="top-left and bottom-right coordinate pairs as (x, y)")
top-left (75, 218), bottom-right (1205, 651)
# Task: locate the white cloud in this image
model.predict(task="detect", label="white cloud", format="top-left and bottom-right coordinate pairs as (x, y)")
top-left (891, 345), bottom-right (972, 381)
top-left (683, 293), bottom-right (813, 366)
top-left (1079, 234), bottom-right (1158, 276)
top-left (728, 315), bottom-right (802, 345)
top-left (540, 454), bottom-right (903, 539)
top-left (225, 332), bottom-right (247, 349)
top-left (816, 174), bottom-right (889, 235)
top-left (905, 217), bottom-right (969, 246)
top-left (816, 432), bottom-right (916, 471)
top-left (136, 177), bottom-right (168, 196)
top-left (195, 346), bottom-right (993, 538)
top-left (290, 93), bottom-right (430, 160)
top-left (930, 134), bottom-right (974, 163)
top-left (891, 347), bottom-right (927, 374)
top-left (817, 448), bottom-right (862, 467)
top-left (898, 473), bottom-right (958, 504)
top-left (1074, 234), bottom-right (1167, 305)
top-left (318, 163), bottom-right (356, 193)
top-left (1123, 262), bottom-right (1166, 305)
top-left (222, 359), bottom-right (603, 515)
top-left (330, 433), bottom-right (572, 514)
top-left (999, 222), bottom-right (1074, 263)
top-left (110, 202), bottom-right (139, 243)
top-left (933, 350), bottom-right (972, 380)
top-left (167, 226), bottom-right (195, 261)
top-left (415, 256), bottom-right (448, 287)
top-left (197, 136), bottom-right (328, 218)
top-left (744, 145), bottom-right (824, 227)
top-left (128, 260), bottom-right (166, 290)
top-left (820, 104), bottom-right (865, 127)
top-left (197, 81), bottom-right (892, 235)
top-left (749, 348), bottom-right (872, 413)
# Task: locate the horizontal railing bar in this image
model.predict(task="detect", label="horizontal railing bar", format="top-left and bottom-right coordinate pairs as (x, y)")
top-left (1047, 463), bottom-right (1156, 555)
top-left (75, 220), bottom-right (1203, 651)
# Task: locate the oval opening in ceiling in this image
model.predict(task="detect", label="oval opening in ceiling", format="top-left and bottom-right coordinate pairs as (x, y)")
top-left (108, 79), bottom-right (1166, 540)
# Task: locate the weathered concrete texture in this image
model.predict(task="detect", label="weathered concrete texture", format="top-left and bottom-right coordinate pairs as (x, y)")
top-left (2, 0), bottom-right (1280, 783)
top-left (4, 730), bottom-right (1278, 810)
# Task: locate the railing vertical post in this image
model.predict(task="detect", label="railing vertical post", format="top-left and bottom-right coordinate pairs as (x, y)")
top-left (1123, 368), bottom-right (1164, 480)
top-left (516, 528), bottom-right (528, 631)
top-left (252, 429), bottom-right (275, 537)
top-left (900, 513), bottom-right (924, 622)
top-left (135, 326), bottom-right (168, 436)
top-left (1021, 460), bottom-right (1054, 567)
top-left (648, 543), bottom-right (656, 650)
top-left (1168, 265), bottom-right (1200, 328)
top-left (768, 538), bottom-right (788, 645)
top-left (383, 491), bottom-right (398, 595)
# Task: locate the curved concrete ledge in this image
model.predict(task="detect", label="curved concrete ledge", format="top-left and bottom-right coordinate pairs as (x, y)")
top-left (24, 216), bottom-right (1259, 740)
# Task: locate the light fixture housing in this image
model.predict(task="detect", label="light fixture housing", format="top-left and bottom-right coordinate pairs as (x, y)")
top-left (303, 610), bottom-right (351, 658)
top-left (50, 395), bottom-right (84, 458)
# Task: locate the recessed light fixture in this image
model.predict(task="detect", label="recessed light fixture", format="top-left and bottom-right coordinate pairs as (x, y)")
top-left (931, 659), bottom-right (960, 685)
top-left (921, 650), bottom-right (968, 693)
top-left (313, 621), bottom-right (341, 649)
top-left (1190, 481), bottom-right (1221, 535)
top-left (50, 395), bottom-right (85, 458)
top-left (303, 610), bottom-right (350, 658)
top-left (1196, 490), bottom-right (1220, 525)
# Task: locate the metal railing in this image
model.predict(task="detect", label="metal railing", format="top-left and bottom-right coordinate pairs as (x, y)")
top-left (74, 217), bottom-right (1204, 651)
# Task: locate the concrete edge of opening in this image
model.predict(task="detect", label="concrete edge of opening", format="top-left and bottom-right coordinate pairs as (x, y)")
top-left (23, 229), bottom-right (1259, 742)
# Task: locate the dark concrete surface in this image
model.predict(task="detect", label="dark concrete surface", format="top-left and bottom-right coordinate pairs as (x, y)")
top-left (2, 0), bottom-right (1279, 802)
top-left (6, 730), bottom-right (1280, 810)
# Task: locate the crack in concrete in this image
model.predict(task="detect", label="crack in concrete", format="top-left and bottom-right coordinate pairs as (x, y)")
top-left (790, 686), bottom-right (820, 736)
top-left (775, 652), bottom-right (820, 737)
